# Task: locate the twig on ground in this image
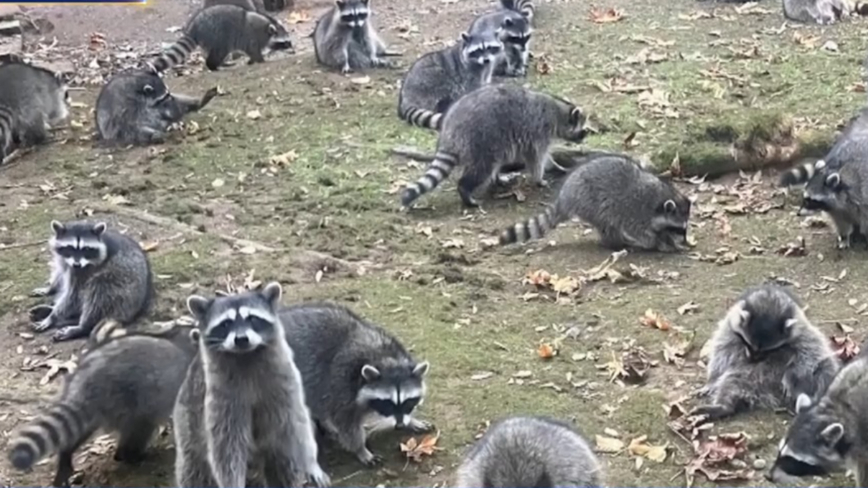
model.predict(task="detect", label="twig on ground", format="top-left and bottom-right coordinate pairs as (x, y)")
top-left (0, 240), bottom-right (46, 251)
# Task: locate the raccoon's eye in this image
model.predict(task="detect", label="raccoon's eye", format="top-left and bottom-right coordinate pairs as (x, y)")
top-left (401, 397), bottom-right (420, 413)
top-left (81, 247), bottom-right (101, 261)
top-left (368, 399), bottom-right (397, 417)
top-left (248, 316), bottom-right (273, 333)
top-left (208, 320), bottom-right (233, 340)
top-left (56, 246), bottom-right (75, 258)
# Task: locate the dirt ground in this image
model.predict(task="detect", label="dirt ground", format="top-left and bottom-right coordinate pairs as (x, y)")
top-left (2, 0), bottom-right (868, 487)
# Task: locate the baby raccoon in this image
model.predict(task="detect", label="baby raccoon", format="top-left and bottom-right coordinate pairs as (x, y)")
top-left (456, 416), bottom-right (603, 487)
top-left (767, 354), bottom-right (868, 486)
top-left (398, 31), bottom-right (503, 130)
top-left (692, 285), bottom-right (841, 421)
top-left (499, 153), bottom-right (691, 252)
top-left (784, 0), bottom-right (848, 24)
top-left (468, 10), bottom-right (532, 77)
top-left (0, 61), bottom-right (69, 161)
top-left (279, 302), bottom-right (432, 466)
top-left (96, 69), bottom-right (218, 145)
top-left (29, 220), bottom-right (153, 343)
top-left (401, 84), bottom-right (587, 208)
top-left (173, 284), bottom-right (329, 488)
top-left (148, 5), bottom-right (293, 72)
top-left (7, 321), bottom-right (197, 487)
top-left (313, 0), bottom-right (396, 74)
top-left (500, 0), bottom-right (535, 21)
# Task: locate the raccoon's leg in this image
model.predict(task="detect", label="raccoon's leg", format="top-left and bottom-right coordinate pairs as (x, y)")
top-left (831, 214), bottom-right (855, 249)
top-left (245, 47), bottom-right (266, 64)
top-left (333, 416), bottom-right (382, 466)
top-left (530, 151), bottom-right (550, 188)
top-left (691, 371), bottom-right (759, 420)
top-left (405, 416), bottom-right (434, 433)
top-left (114, 420), bottom-right (157, 463)
top-left (204, 48), bottom-right (230, 72)
top-left (457, 164), bottom-right (497, 208)
top-left (52, 433), bottom-right (92, 488)
top-left (19, 117), bottom-right (49, 147)
top-left (33, 284), bottom-right (77, 333)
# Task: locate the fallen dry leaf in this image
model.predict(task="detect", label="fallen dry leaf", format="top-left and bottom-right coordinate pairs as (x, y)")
top-left (140, 241), bottom-right (159, 253)
top-left (551, 276), bottom-right (581, 295)
top-left (287, 10), bottom-right (311, 23)
top-left (400, 432), bottom-right (442, 463)
top-left (640, 309), bottom-right (671, 331)
top-left (776, 236), bottom-right (807, 257)
top-left (269, 150), bottom-right (298, 167)
top-left (537, 343), bottom-right (556, 360)
top-left (677, 301), bottom-right (699, 315)
top-left (663, 330), bottom-right (695, 367)
top-left (595, 435), bottom-right (625, 453)
top-left (350, 75), bottom-right (371, 85)
top-left (830, 334), bottom-right (861, 362)
top-left (589, 7), bottom-right (625, 23)
top-left (628, 435), bottom-right (668, 463)
top-left (246, 110), bottom-right (262, 120)
top-left (536, 54), bottom-right (552, 75)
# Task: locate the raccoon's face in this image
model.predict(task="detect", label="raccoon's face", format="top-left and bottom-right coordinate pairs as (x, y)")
top-left (336, 0), bottom-right (369, 29)
top-left (501, 17), bottom-right (532, 49)
top-left (266, 19), bottom-right (294, 52)
top-left (803, 162), bottom-right (846, 212)
top-left (357, 361), bottom-right (429, 428)
top-left (651, 191), bottom-right (691, 245)
top-left (461, 32), bottom-right (503, 67)
top-left (187, 282), bottom-right (284, 354)
top-left (767, 394), bottom-right (848, 483)
top-left (49, 220), bottom-right (109, 269)
top-left (137, 74), bottom-right (172, 108)
top-left (730, 296), bottom-right (798, 361)
top-left (556, 105), bottom-right (588, 143)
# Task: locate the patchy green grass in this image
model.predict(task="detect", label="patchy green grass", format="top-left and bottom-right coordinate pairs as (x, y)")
top-left (2, 0), bottom-right (868, 487)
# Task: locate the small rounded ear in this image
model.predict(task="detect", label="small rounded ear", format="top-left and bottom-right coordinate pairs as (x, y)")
top-left (268, 24), bottom-right (277, 34)
top-left (360, 0), bottom-right (369, 4)
top-left (262, 282), bottom-right (282, 308)
top-left (143, 84), bottom-right (154, 95)
top-left (784, 318), bottom-right (798, 331)
top-left (663, 199), bottom-right (677, 213)
top-left (826, 172), bottom-right (841, 189)
top-left (795, 393), bottom-right (812, 413)
top-left (460, 32), bottom-right (471, 43)
top-left (187, 295), bottom-right (211, 320)
top-left (815, 159), bottom-right (827, 170)
top-left (413, 361), bottom-right (430, 377)
top-left (569, 106), bottom-right (583, 125)
top-left (189, 328), bottom-right (201, 343)
top-left (335, 0), bottom-right (345, 6)
top-left (361, 364), bottom-right (381, 382)
top-left (820, 423), bottom-right (845, 445)
top-left (51, 220), bottom-right (65, 234)
top-left (504, 17), bottom-right (514, 27)
top-left (93, 222), bottom-right (107, 236)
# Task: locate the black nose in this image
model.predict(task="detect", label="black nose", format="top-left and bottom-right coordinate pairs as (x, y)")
top-left (235, 335), bottom-right (250, 347)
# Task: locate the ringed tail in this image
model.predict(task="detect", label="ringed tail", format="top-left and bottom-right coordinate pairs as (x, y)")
top-left (8, 401), bottom-right (97, 471)
top-left (499, 205), bottom-right (561, 245)
top-left (500, 0), bottom-right (535, 20)
top-left (90, 318), bottom-right (128, 346)
top-left (399, 106), bottom-right (443, 131)
top-left (149, 36), bottom-right (198, 72)
top-left (401, 151), bottom-right (457, 206)
top-left (779, 160), bottom-right (822, 187)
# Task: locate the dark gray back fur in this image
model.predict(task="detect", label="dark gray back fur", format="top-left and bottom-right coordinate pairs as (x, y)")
top-left (783, 0), bottom-right (846, 24)
top-left (0, 61), bottom-right (68, 158)
top-left (455, 416), bottom-right (602, 487)
top-left (203, 0), bottom-right (264, 11)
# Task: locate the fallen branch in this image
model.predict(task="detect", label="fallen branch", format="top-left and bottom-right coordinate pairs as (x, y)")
top-left (391, 145), bottom-right (434, 162)
top-left (0, 239), bottom-right (46, 251)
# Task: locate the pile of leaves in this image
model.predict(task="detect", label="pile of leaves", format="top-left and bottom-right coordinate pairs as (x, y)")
top-left (521, 250), bottom-right (650, 301)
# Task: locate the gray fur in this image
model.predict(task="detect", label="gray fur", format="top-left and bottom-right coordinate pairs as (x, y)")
top-left (397, 32), bottom-right (502, 130)
top-left (279, 302), bottom-right (432, 466)
top-left (499, 0), bottom-right (535, 21)
top-left (173, 284), bottom-right (329, 488)
top-left (468, 10), bottom-right (531, 77)
top-left (95, 70), bottom-right (218, 146)
top-left (313, 0), bottom-right (395, 74)
top-left (767, 355), bottom-right (868, 485)
top-left (0, 61), bottom-right (69, 161)
top-left (783, 0), bottom-right (848, 23)
top-left (7, 323), bottom-right (196, 488)
top-left (693, 285), bottom-right (841, 421)
top-left (499, 154), bottom-right (691, 251)
top-left (456, 416), bottom-right (602, 487)
top-left (29, 220), bottom-right (153, 343)
top-left (148, 5), bottom-right (293, 72)
top-left (401, 84), bottom-right (588, 208)
top-left (203, 0), bottom-right (265, 11)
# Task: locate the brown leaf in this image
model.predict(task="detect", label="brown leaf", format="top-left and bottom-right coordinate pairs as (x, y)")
top-left (524, 269), bottom-right (553, 287)
top-left (830, 334), bottom-right (861, 363)
top-left (589, 7), bottom-right (625, 23)
top-left (535, 55), bottom-right (552, 75)
top-left (400, 432), bottom-right (442, 463)
top-left (677, 301), bottom-right (699, 315)
top-left (537, 343), bottom-right (557, 359)
top-left (776, 236), bottom-right (807, 257)
top-left (595, 435), bottom-right (625, 453)
top-left (140, 241), bottom-right (159, 252)
top-left (663, 330), bottom-right (695, 367)
top-left (628, 436), bottom-right (668, 462)
top-left (640, 309), bottom-right (671, 331)
top-left (288, 10), bottom-right (311, 23)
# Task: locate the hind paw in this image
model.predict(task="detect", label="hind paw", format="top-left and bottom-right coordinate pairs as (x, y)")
top-left (53, 325), bottom-right (87, 342)
top-left (357, 449), bottom-right (383, 467)
top-left (689, 404), bottom-right (732, 421)
top-left (32, 315), bottom-right (55, 332)
top-left (29, 304), bottom-right (53, 323)
top-left (341, 64), bottom-right (353, 74)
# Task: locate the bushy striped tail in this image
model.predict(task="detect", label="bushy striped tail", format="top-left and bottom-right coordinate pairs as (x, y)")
top-left (779, 159), bottom-right (823, 187)
top-left (399, 106), bottom-right (443, 131)
top-left (499, 205), bottom-right (561, 245)
top-left (8, 401), bottom-right (97, 471)
top-left (500, 0), bottom-right (534, 20)
top-left (89, 319), bottom-right (128, 347)
top-left (148, 36), bottom-right (198, 73)
top-left (0, 104), bottom-right (15, 161)
top-left (401, 151), bottom-right (458, 206)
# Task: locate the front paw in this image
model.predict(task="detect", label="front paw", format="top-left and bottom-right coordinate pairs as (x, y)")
top-left (535, 178), bottom-right (550, 188)
top-left (53, 325), bottom-right (85, 342)
top-left (689, 404), bottom-right (730, 421)
top-left (306, 465), bottom-right (331, 487)
top-left (32, 315), bottom-right (55, 332)
top-left (341, 64), bottom-right (353, 74)
top-left (357, 449), bottom-right (384, 467)
top-left (408, 418), bottom-right (435, 433)
top-left (838, 235), bottom-right (851, 249)
top-left (29, 304), bottom-right (53, 323)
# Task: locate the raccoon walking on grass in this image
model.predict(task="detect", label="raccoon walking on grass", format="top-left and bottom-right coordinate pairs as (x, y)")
top-left (767, 354), bottom-right (868, 485)
top-left (7, 320), bottom-right (196, 488)
top-left (691, 285), bottom-right (841, 421)
top-left (313, 0), bottom-right (397, 74)
top-left (29, 220), bottom-right (153, 343)
top-left (468, 9), bottom-right (532, 77)
top-left (0, 61), bottom-right (70, 161)
top-left (401, 84), bottom-right (588, 208)
top-left (147, 5), bottom-right (293, 72)
top-left (95, 69), bottom-right (218, 145)
top-left (279, 302), bottom-right (433, 466)
top-left (456, 416), bottom-right (602, 487)
top-left (499, 153), bottom-right (691, 252)
top-left (173, 284), bottom-right (329, 488)
top-left (398, 31), bottom-right (502, 130)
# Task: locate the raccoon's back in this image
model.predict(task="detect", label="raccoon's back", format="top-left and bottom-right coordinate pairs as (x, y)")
top-left (186, 6), bottom-right (250, 47)
top-left (440, 84), bottom-right (531, 134)
top-left (312, 8), bottom-right (344, 64)
top-left (0, 63), bottom-right (64, 112)
top-left (559, 155), bottom-right (656, 223)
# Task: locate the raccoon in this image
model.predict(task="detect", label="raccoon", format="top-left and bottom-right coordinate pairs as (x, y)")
top-left (456, 416), bottom-right (602, 487)
top-left (401, 84), bottom-right (587, 208)
top-left (173, 284), bottom-right (329, 488)
top-left (469, 9), bottom-right (532, 77)
top-left (500, 0), bottom-right (535, 21)
top-left (783, 0), bottom-right (848, 23)
top-left (278, 302), bottom-right (432, 466)
top-left (147, 5), bottom-right (293, 73)
top-left (767, 355), bottom-right (868, 486)
top-left (312, 0), bottom-right (396, 74)
top-left (397, 32), bottom-right (502, 131)
top-left (96, 69), bottom-right (218, 145)
top-left (691, 285), bottom-right (841, 421)
top-left (203, 0), bottom-right (265, 11)
top-left (28, 220), bottom-right (153, 343)
top-left (7, 322), bottom-right (197, 488)
top-left (499, 154), bottom-right (691, 251)
top-left (0, 61), bottom-right (69, 161)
